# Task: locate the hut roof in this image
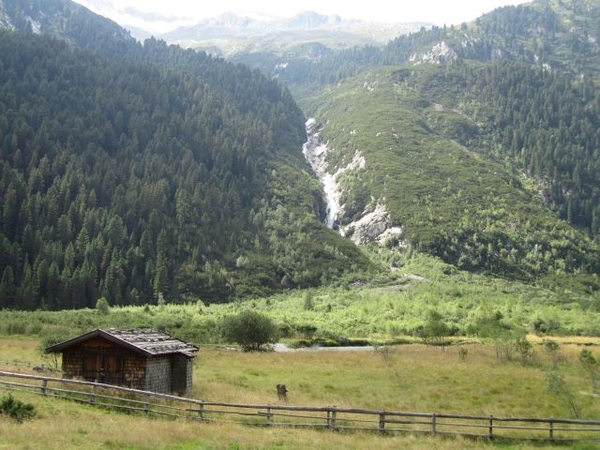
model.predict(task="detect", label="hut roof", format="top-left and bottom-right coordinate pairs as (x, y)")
top-left (46, 329), bottom-right (199, 357)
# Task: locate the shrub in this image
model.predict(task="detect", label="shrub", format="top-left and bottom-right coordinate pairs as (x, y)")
top-left (419, 311), bottom-right (451, 346)
top-left (0, 394), bottom-right (36, 422)
top-left (95, 297), bottom-right (110, 315)
top-left (543, 339), bottom-right (561, 368)
top-left (545, 370), bottom-right (581, 419)
top-left (515, 337), bottom-right (534, 365)
top-left (221, 310), bottom-right (278, 351)
top-left (38, 334), bottom-right (69, 369)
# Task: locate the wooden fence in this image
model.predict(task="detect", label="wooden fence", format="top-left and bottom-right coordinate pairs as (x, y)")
top-left (1, 370), bottom-right (600, 442)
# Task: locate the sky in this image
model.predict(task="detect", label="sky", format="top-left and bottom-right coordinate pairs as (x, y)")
top-left (74, 0), bottom-right (531, 33)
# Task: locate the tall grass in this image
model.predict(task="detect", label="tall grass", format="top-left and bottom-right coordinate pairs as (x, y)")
top-left (2, 392), bottom-right (577, 450)
top-left (193, 344), bottom-right (600, 419)
top-left (1, 336), bottom-right (599, 449)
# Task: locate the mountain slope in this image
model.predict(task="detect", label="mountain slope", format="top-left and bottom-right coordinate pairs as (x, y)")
top-left (252, 0), bottom-right (600, 287)
top-left (0, 6), bottom-right (373, 310)
top-left (310, 63), bottom-right (599, 282)
top-left (160, 11), bottom-right (428, 58)
top-left (0, 0), bottom-right (135, 55)
top-left (270, 0), bottom-right (600, 91)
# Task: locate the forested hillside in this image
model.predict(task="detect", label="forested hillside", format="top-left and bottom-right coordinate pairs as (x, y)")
top-left (268, 0), bottom-right (599, 93)
top-left (0, 28), bottom-right (373, 310)
top-left (249, 0), bottom-right (600, 238)
top-left (230, 0), bottom-right (600, 284)
top-left (0, 0), bottom-right (134, 55)
top-left (312, 64), bottom-right (600, 283)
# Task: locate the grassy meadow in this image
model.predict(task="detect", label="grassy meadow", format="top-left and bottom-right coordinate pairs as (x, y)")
top-left (1, 254), bottom-right (599, 448)
top-left (1, 335), bottom-right (600, 449)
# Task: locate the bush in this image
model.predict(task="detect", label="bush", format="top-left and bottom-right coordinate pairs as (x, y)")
top-left (0, 394), bottom-right (36, 422)
top-left (221, 310), bottom-right (278, 351)
top-left (96, 297), bottom-right (110, 315)
top-left (419, 311), bottom-right (451, 346)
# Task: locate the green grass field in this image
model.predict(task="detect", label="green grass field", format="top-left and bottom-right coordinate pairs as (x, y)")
top-left (0, 255), bottom-right (599, 449)
top-left (1, 336), bottom-right (599, 449)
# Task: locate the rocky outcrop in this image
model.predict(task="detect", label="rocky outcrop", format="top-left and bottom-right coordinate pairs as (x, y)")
top-left (410, 41), bottom-right (457, 64)
top-left (340, 203), bottom-right (403, 245)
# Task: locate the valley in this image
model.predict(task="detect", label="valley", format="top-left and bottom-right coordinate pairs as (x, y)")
top-left (0, 5), bottom-right (600, 449)
top-left (0, 1), bottom-right (600, 447)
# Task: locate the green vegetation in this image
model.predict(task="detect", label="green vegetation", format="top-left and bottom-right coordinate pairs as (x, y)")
top-left (2, 336), bottom-right (600, 449)
top-left (0, 253), bottom-right (598, 345)
top-left (1, 1), bottom-right (600, 447)
top-left (258, 0), bottom-right (600, 282)
top-left (0, 0), bottom-right (599, 340)
top-left (220, 310), bottom-right (278, 351)
top-left (0, 394), bottom-right (35, 423)
top-left (579, 349), bottom-right (600, 393)
top-left (311, 64), bottom-right (600, 281)
top-left (277, 0), bottom-right (600, 98)
top-left (0, 28), bottom-right (373, 311)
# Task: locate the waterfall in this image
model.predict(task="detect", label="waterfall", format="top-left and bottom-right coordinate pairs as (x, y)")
top-left (302, 118), bottom-right (340, 228)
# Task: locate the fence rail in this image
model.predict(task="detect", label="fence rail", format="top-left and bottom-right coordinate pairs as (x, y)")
top-left (1, 370), bottom-right (599, 442)
top-left (0, 359), bottom-right (42, 369)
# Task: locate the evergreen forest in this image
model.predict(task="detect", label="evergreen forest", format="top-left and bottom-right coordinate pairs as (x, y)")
top-left (0, 0), bottom-right (599, 313)
top-left (0, 29), bottom-right (372, 310)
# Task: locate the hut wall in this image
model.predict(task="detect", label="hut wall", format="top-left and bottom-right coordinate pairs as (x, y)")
top-left (144, 356), bottom-right (171, 394)
top-left (170, 354), bottom-right (193, 396)
top-left (61, 339), bottom-right (147, 387)
top-left (62, 348), bottom-right (84, 378)
top-left (121, 353), bottom-right (147, 389)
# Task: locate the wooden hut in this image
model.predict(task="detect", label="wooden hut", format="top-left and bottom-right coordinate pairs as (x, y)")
top-left (46, 329), bottom-right (198, 396)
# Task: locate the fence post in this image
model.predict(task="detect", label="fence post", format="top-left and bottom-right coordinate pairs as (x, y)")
top-left (41, 378), bottom-right (48, 395)
top-left (431, 413), bottom-right (437, 435)
top-left (198, 402), bottom-right (204, 419)
top-left (488, 416), bottom-right (494, 439)
top-left (379, 411), bottom-right (386, 433)
top-left (144, 393), bottom-right (150, 414)
top-left (91, 384), bottom-right (97, 404)
top-left (266, 407), bottom-right (273, 426)
top-left (549, 419), bottom-right (554, 440)
top-left (327, 406), bottom-right (337, 429)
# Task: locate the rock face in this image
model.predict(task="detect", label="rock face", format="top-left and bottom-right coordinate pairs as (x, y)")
top-left (303, 118), bottom-right (404, 246)
top-left (410, 41), bottom-right (457, 64)
top-left (340, 203), bottom-right (403, 245)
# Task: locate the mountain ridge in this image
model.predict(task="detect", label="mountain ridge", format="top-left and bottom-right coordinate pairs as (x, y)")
top-left (0, 0), bottom-right (134, 51)
top-left (160, 11), bottom-right (429, 57)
